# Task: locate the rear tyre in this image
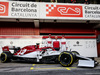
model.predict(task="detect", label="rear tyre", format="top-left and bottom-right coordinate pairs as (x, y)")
top-left (58, 51), bottom-right (74, 67)
top-left (0, 52), bottom-right (12, 63)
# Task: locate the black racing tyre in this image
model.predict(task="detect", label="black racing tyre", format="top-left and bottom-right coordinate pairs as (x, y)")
top-left (0, 53), bottom-right (8, 63)
top-left (58, 51), bottom-right (74, 67)
top-left (0, 52), bottom-right (12, 63)
top-left (72, 51), bottom-right (80, 62)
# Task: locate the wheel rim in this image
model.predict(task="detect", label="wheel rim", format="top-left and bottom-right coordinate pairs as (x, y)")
top-left (60, 54), bottom-right (71, 65)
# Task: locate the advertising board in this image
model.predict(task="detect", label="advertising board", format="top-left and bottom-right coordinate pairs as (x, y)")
top-left (0, 1), bottom-right (100, 20)
top-left (0, 1), bottom-right (39, 18)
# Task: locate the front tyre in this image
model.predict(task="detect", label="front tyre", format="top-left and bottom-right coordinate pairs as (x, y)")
top-left (58, 51), bottom-right (74, 67)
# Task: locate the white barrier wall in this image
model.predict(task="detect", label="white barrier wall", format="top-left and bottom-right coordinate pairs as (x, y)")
top-left (0, 36), bottom-right (98, 57)
top-left (67, 39), bottom-right (97, 57)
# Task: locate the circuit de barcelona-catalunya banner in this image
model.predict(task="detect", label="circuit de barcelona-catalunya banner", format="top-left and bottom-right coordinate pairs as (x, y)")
top-left (0, 1), bottom-right (100, 20)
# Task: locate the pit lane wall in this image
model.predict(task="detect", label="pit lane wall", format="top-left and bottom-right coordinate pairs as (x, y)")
top-left (0, 1), bottom-right (100, 20)
top-left (0, 35), bottom-right (98, 57)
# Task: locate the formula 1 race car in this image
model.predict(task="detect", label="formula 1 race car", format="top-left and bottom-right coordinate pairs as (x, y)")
top-left (0, 44), bottom-right (98, 67)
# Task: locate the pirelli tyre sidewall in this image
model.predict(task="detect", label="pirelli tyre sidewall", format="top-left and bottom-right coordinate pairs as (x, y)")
top-left (58, 51), bottom-right (74, 67)
top-left (0, 52), bottom-right (12, 63)
top-left (0, 53), bottom-right (7, 63)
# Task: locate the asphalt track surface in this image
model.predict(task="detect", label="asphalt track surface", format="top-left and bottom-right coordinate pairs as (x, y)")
top-left (0, 60), bottom-right (100, 75)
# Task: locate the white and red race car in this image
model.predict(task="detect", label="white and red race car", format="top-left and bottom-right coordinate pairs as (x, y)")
top-left (0, 44), bottom-right (97, 67)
